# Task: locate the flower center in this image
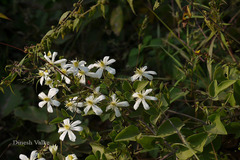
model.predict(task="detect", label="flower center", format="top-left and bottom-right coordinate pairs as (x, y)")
top-left (68, 155), bottom-right (74, 160)
top-left (61, 69), bottom-right (67, 74)
top-left (66, 102), bottom-right (73, 107)
top-left (78, 70), bottom-right (85, 75)
top-left (137, 93), bottom-right (144, 99)
top-left (39, 71), bottom-right (44, 76)
top-left (136, 68), bottom-right (143, 75)
top-left (47, 51), bottom-right (52, 57)
top-left (43, 97), bottom-right (50, 102)
top-left (64, 124), bottom-right (70, 130)
top-left (73, 61), bottom-right (78, 68)
top-left (45, 79), bottom-right (52, 85)
top-left (99, 61), bottom-right (105, 68)
top-left (110, 101), bottom-right (117, 106)
top-left (87, 100), bottom-right (94, 106)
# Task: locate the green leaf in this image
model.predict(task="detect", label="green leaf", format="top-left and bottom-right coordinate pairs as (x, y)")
top-left (0, 13), bottom-right (11, 20)
top-left (110, 6), bottom-right (123, 36)
top-left (175, 0), bottom-right (182, 10)
top-left (73, 18), bottom-right (80, 31)
top-left (127, 0), bottom-right (136, 14)
top-left (134, 81), bottom-right (149, 92)
top-left (226, 122), bottom-right (240, 138)
top-left (127, 48), bottom-right (139, 67)
top-left (216, 80), bottom-right (236, 95)
top-left (37, 124), bottom-right (56, 133)
top-left (59, 11), bottom-right (70, 24)
top-left (208, 80), bottom-right (217, 97)
top-left (100, 4), bottom-right (106, 18)
top-left (137, 135), bottom-right (156, 149)
top-left (153, 0), bottom-right (160, 11)
top-left (0, 85), bottom-right (23, 118)
top-left (115, 125), bottom-right (140, 141)
top-left (122, 81), bottom-right (132, 92)
top-left (204, 113), bottom-right (227, 135)
top-left (90, 142), bottom-right (114, 159)
top-left (187, 132), bottom-right (208, 152)
top-left (49, 117), bottom-right (64, 125)
top-left (85, 155), bottom-right (97, 160)
top-left (173, 144), bottom-right (196, 160)
top-left (157, 117), bottom-right (184, 138)
top-left (61, 109), bottom-right (70, 118)
top-left (14, 106), bottom-right (47, 124)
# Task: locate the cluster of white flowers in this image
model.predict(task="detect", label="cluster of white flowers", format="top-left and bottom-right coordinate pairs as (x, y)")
top-left (26, 51), bottom-right (159, 159)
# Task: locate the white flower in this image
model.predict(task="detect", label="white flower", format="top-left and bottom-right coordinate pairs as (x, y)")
top-left (65, 154), bottom-right (78, 160)
top-left (106, 94), bottom-right (129, 117)
top-left (44, 51), bottom-right (67, 65)
top-left (131, 66), bottom-right (157, 81)
top-left (44, 77), bottom-right (53, 88)
top-left (66, 60), bottom-right (86, 75)
top-left (132, 89), bottom-right (157, 110)
top-left (60, 62), bottom-right (71, 84)
top-left (76, 65), bottom-right (99, 84)
top-left (89, 56), bottom-right (116, 78)
top-left (38, 88), bottom-right (60, 113)
top-left (49, 144), bottom-right (58, 155)
top-left (84, 95), bottom-right (105, 115)
top-left (93, 86), bottom-right (101, 95)
top-left (38, 68), bottom-right (50, 85)
top-left (58, 118), bottom-right (83, 142)
top-left (19, 150), bottom-right (45, 160)
top-left (65, 97), bottom-right (83, 113)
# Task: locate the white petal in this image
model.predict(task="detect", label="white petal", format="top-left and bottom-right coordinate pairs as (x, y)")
top-left (88, 63), bottom-right (97, 69)
top-left (142, 73), bottom-right (153, 80)
top-left (105, 58), bottom-right (116, 65)
top-left (131, 74), bottom-right (140, 82)
top-left (64, 76), bottom-right (71, 84)
top-left (145, 96), bottom-right (158, 101)
top-left (44, 55), bottom-right (52, 63)
top-left (106, 105), bottom-right (111, 111)
top-left (38, 92), bottom-right (47, 100)
top-left (67, 130), bottom-right (76, 142)
top-left (142, 99), bottom-right (150, 110)
top-left (54, 59), bottom-right (67, 65)
top-left (51, 100), bottom-right (60, 106)
top-left (77, 102), bottom-right (83, 107)
top-left (59, 131), bottom-right (67, 141)
top-left (92, 105), bottom-right (103, 115)
top-left (95, 68), bottom-right (103, 78)
top-left (111, 94), bottom-right (116, 100)
top-left (52, 52), bottom-right (58, 62)
top-left (141, 66), bottom-right (148, 71)
top-left (63, 118), bottom-right (70, 125)
top-left (58, 127), bottom-right (66, 133)
top-left (86, 72), bottom-right (99, 78)
top-left (94, 95), bottom-right (105, 103)
top-left (132, 92), bottom-right (139, 98)
top-left (84, 106), bottom-right (91, 114)
top-left (19, 154), bottom-right (28, 160)
top-left (79, 66), bottom-right (89, 72)
top-left (105, 66), bottom-right (116, 75)
top-left (71, 126), bottom-right (83, 132)
top-left (144, 89), bottom-right (153, 96)
top-left (39, 101), bottom-right (47, 108)
top-left (145, 70), bottom-right (157, 75)
top-left (47, 102), bottom-right (53, 113)
top-left (133, 99), bottom-right (142, 110)
top-left (103, 56), bottom-right (109, 63)
top-left (30, 150), bottom-right (38, 160)
top-left (48, 88), bottom-right (59, 98)
top-left (71, 120), bottom-right (81, 127)
top-left (117, 101), bottom-right (129, 107)
top-left (40, 76), bottom-right (44, 85)
top-left (80, 75), bottom-right (86, 84)
top-left (114, 107), bottom-right (121, 117)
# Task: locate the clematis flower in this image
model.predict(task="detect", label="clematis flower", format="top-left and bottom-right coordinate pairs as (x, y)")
top-left (132, 89), bottom-right (157, 110)
top-left (66, 60), bottom-right (86, 75)
top-left (106, 94), bottom-right (129, 117)
top-left (131, 66), bottom-right (157, 81)
top-left (65, 154), bottom-right (78, 160)
top-left (88, 56), bottom-right (116, 78)
top-left (49, 144), bottom-right (58, 155)
top-left (60, 62), bottom-right (71, 84)
top-left (19, 150), bottom-right (45, 160)
top-left (58, 118), bottom-right (83, 142)
top-left (38, 88), bottom-right (60, 113)
top-left (76, 65), bottom-right (99, 84)
top-left (44, 77), bottom-right (53, 88)
top-left (44, 51), bottom-right (67, 65)
top-left (65, 97), bottom-right (83, 113)
top-left (84, 94), bottom-right (105, 115)
top-left (38, 68), bottom-right (50, 85)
